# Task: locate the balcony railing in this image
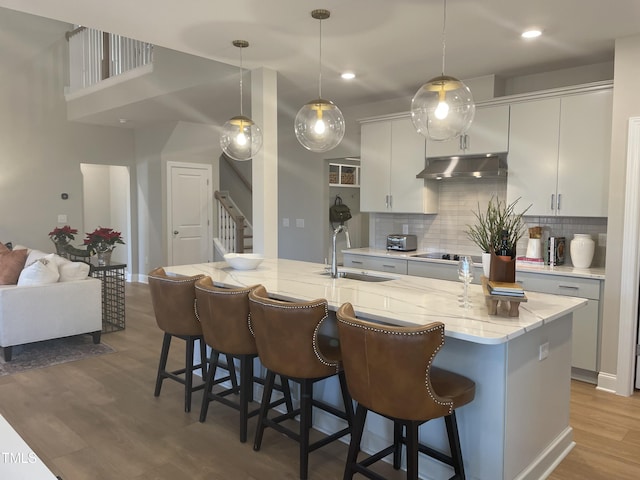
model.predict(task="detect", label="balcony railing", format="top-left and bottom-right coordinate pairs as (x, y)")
top-left (66, 26), bottom-right (153, 93)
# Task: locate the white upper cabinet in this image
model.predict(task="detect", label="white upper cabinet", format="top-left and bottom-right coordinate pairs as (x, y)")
top-left (360, 115), bottom-right (438, 213)
top-left (507, 88), bottom-right (612, 217)
top-left (507, 98), bottom-right (561, 216)
top-left (557, 90), bottom-right (612, 217)
top-left (426, 104), bottom-right (510, 157)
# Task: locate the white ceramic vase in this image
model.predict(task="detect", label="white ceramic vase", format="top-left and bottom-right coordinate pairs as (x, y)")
top-left (570, 234), bottom-right (595, 269)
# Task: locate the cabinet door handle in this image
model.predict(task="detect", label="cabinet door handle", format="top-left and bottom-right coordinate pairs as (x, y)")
top-left (389, 195), bottom-right (393, 209)
top-left (385, 195), bottom-right (389, 208)
top-left (382, 264), bottom-right (396, 269)
top-left (551, 194), bottom-right (555, 210)
top-left (464, 135), bottom-right (469, 150)
top-left (459, 135), bottom-right (463, 150)
top-left (559, 285), bottom-right (579, 290)
top-left (351, 260), bottom-right (363, 265)
top-left (557, 193), bottom-right (562, 211)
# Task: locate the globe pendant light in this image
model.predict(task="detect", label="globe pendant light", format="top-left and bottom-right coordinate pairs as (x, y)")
top-left (294, 9), bottom-right (345, 153)
top-left (220, 40), bottom-right (263, 161)
top-left (411, 0), bottom-right (475, 142)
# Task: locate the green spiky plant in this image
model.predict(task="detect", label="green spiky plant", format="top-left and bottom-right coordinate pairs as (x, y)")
top-left (466, 196), bottom-right (531, 258)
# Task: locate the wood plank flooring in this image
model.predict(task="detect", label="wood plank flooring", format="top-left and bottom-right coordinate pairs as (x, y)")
top-left (0, 281), bottom-right (638, 479)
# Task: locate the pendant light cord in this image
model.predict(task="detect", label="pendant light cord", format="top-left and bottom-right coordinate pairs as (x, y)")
top-left (441, 0), bottom-right (447, 76)
top-left (318, 17), bottom-right (323, 98)
top-left (239, 46), bottom-right (244, 116)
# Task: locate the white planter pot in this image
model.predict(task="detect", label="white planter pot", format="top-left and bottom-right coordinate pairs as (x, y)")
top-left (482, 252), bottom-right (491, 278)
top-left (570, 234), bottom-right (595, 269)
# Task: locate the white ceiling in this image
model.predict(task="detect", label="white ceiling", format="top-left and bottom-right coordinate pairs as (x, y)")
top-left (2, 0), bottom-right (640, 128)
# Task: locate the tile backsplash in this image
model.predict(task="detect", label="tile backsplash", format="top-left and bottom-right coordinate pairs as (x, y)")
top-left (370, 178), bottom-right (607, 267)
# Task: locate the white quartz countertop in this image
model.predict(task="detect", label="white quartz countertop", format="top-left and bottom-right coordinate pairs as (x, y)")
top-left (165, 258), bottom-right (586, 346)
top-left (344, 247), bottom-right (606, 280)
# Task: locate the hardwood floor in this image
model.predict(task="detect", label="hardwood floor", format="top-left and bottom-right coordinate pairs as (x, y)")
top-left (0, 281), bottom-right (638, 479)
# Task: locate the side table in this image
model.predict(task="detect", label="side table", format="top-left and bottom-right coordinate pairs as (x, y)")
top-left (89, 262), bottom-right (126, 333)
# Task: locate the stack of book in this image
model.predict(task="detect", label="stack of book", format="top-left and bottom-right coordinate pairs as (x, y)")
top-left (516, 256), bottom-right (545, 268)
top-left (487, 280), bottom-right (525, 297)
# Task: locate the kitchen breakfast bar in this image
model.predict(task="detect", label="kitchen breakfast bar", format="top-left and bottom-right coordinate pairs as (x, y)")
top-left (165, 258), bottom-right (586, 480)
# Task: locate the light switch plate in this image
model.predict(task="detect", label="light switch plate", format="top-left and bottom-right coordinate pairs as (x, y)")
top-left (402, 224), bottom-right (409, 235)
top-left (282, 218), bottom-right (290, 228)
top-left (57, 214), bottom-right (67, 223)
top-left (296, 218), bottom-right (304, 228)
top-left (539, 342), bottom-right (549, 361)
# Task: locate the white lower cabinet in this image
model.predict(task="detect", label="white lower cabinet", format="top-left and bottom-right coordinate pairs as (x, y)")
top-left (343, 254), bottom-right (408, 275)
top-left (516, 272), bottom-right (601, 380)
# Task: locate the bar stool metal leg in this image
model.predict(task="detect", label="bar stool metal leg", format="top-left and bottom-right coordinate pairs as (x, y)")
top-left (445, 412), bottom-right (466, 479)
top-left (344, 403), bottom-right (367, 480)
top-left (154, 333), bottom-right (172, 397)
top-left (253, 370), bottom-right (275, 451)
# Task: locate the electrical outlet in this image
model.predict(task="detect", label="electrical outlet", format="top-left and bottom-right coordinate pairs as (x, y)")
top-left (402, 224), bottom-right (409, 235)
top-left (539, 342), bottom-right (549, 361)
top-left (296, 218), bottom-right (304, 228)
top-left (282, 218), bottom-right (290, 228)
top-left (598, 233), bottom-right (607, 247)
top-left (57, 214), bottom-right (67, 223)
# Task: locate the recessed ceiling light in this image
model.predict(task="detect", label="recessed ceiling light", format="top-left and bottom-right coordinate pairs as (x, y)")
top-left (341, 72), bottom-right (356, 80)
top-left (522, 29), bottom-right (542, 39)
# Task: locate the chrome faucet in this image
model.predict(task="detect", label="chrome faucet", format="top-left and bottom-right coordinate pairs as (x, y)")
top-left (331, 224), bottom-right (351, 278)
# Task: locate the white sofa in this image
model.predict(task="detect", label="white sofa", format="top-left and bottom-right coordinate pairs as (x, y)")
top-left (0, 248), bottom-right (102, 361)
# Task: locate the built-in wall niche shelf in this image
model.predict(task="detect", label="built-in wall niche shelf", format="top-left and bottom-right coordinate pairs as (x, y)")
top-left (329, 163), bottom-right (360, 187)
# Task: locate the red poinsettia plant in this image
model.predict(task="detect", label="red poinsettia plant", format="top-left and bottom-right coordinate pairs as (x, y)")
top-left (48, 225), bottom-right (78, 243)
top-left (84, 227), bottom-right (125, 254)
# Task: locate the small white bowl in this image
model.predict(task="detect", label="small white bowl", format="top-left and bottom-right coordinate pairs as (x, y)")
top-left (223, 253), bottom-right (264, 271)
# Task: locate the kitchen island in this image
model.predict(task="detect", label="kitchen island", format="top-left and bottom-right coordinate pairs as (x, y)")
top-left (165, 258), bottom-right (586, 480)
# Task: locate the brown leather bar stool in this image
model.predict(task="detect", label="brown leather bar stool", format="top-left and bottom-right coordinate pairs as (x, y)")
top-left (336, 302), bottom-right (476, 480)
top-left (194, 277), bottom-right (292, 443)
top-left (148, 267), bottom-right (209, 413)
top-left (248, 285), bottom-right (354, 480)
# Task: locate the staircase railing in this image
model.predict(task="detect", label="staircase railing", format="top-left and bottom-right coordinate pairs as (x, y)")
top-left (215, 191), bottom-right (251, 254)
top-left (66, 26), bottom-right (154, 93)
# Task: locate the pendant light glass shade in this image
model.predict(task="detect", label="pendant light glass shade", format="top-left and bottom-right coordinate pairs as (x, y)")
top-left (220, 115), bottom-right (263, 161)
top-left (295, 9), bottom-right (345, 153)
top-left (411, 75), bottom-right (475, 141)
top-left (411, 0), bottom-right (475, 142)
top-left (220, 40), bottom-right (263, 161)
top-left (294, 98), bottom-right (345, 152)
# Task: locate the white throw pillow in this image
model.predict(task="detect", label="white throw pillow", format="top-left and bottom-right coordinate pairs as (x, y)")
top-left (26, 248), bottom-right (49, 265)
top-left (18, 254), bottom-right (60, 285)
top-left (59, 260), bottom-right (90, 282)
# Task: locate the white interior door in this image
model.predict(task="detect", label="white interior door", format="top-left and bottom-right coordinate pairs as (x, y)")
top-left (167, 162), bottom-right (212, 266)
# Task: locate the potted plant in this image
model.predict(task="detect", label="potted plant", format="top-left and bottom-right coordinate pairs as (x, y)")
top-left (84, 227), bottom-right (125, 265)
top-left (466, 197), bottom-right (530, 279)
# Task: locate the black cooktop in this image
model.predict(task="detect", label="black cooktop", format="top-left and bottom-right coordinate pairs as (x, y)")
top-left (412, 252), bottom-right (482, 263)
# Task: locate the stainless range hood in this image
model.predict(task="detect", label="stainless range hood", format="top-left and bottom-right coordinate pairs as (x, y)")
top-left (416, 152), bottom-right (508, 180)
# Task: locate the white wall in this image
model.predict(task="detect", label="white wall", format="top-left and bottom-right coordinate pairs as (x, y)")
top-left (0, 24), bottom-right (135, 254)
top-left (600, 34), bottom-right (640, 380)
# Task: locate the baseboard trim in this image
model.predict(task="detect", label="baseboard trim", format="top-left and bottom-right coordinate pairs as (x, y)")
top-left (514, 427), bottom-right (574, 480)
top-left (596, 372), bottom-right (618, 393)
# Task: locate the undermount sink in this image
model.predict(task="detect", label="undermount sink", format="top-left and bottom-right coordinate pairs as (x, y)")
top-left (319, 271), bottom-right (395, 282)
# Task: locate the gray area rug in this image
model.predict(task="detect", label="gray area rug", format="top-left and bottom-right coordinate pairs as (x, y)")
top-left (0, 335), bottom-right (115, 376)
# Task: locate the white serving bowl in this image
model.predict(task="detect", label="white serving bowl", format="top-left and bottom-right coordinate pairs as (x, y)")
top-left (223, 253), bottom-right (264, 270)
